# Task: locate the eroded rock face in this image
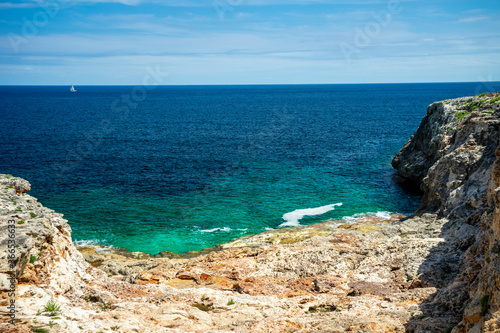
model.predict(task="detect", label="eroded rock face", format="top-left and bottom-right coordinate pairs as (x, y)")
top-left (393, 92), bottom-right (500, 332)
top-left (1, 92), bottom-right (499, 332)
top-left (393, 93), bottom-right (500, 216)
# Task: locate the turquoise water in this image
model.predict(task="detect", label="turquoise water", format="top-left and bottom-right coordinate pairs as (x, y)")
top-left (1, 83), bottom-right (496, 254)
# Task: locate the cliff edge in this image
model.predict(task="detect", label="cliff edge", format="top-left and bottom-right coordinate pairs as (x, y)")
top-left (393, 92), bottom-right (500, 332)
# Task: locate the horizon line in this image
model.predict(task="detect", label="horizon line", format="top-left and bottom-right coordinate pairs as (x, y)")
top-left (2, 81), bottom-right (500, 87)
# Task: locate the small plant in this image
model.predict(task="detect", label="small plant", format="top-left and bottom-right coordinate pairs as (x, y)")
top-left (31, 328), bottom-right (48, 333)
top-left (110, 326), bottom-right (120, 331)
top-left (307, 305), bottom-right (336, 313)
top-left (16, 206), bottom-right (22, 212)
top-left (18, 220), bottom-right (25, 224)
top-left (33, 320), bottom-right (38, 324)
top-left (411, 312), bottom-right (415, 316)
top-left (49, 320), bottom-right (56, 328)
top-left (418, 315), bottom-right (426, 320)
top-left (78, 326), bottom-right (83, 329)
top-left (201, 294), bottom-right (207, 301)
top-left (7, 185), bottom-right (14, 189)
top-left (480, 295), bottom-right (490, 316)
top-left (490, 96), bottom-right (500, 104)
top-left (29, 255), bottom-right (37, 263)
top-left (15, 244), bottom-right (20, 248)
top-left (478, 92), bottom-right (488, 97)
top-left (30, 212), bottom-right (37, 218)
top-left (456, 111), bottom-right (470, 121)
top-left (227, 299), bottom-right (235, 306)
top-left (43, 298), bottom-right (62, 316)
top-left (99, 303), bottom-right (112, 311)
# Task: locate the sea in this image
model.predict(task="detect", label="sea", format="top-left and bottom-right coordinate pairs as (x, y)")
top-left (1, 83), bottom-right (498, 254)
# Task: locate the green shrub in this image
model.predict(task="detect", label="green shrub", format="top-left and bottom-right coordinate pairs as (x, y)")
top-left (29, 255), bottom-right (37, 263)
top-left (43, 298), bottom-right (62, 316)
top-left (31, 328), bottom-right (48, 333)
top-left (456, 111), bottom-right (471, 121)
top-left (480, 295), bottom-right (489, 316)
top-left (227, 299), bottom-right (235, 306)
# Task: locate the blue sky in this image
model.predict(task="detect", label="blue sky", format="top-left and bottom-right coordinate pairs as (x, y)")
top-left (0, 0), bottom-right (499, 85)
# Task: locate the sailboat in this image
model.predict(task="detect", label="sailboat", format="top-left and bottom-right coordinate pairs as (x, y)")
top-left (70, 84), bottom-right (77, 92)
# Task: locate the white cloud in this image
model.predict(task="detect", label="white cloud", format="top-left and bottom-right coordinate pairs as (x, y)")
top-left (457, 15), bottom-right (490, 23)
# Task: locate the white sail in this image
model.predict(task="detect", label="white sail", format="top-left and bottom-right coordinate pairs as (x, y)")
top-left (70, 84), bottom-right (77, 92)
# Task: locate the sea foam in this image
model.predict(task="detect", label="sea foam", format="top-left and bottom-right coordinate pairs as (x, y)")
top-left (342, 211), bottom-right (393, 223)
top-left (199, 227), bottom-right (232, 233)
top-left (74, 239), bottom-right (106, 247)
top-left (280, 203), bottom-right (342, 227)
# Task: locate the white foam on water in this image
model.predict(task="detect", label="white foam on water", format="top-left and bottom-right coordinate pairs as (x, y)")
top-left (73, 239), bottom-right (106, 247)
top-left (199, 227), bottom-right (232, 233)
top-left (279, 203), bottom-right (343, 227)
top-left (375, 211), bottom-right (392, 220)
top-left (342, 211), bottom-right (393, 223)
top-left (73, 239), bottom-right (114, 252)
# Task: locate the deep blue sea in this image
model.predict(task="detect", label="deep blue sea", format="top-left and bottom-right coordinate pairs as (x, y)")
top-left (1, 83), bottom-right (498, 254)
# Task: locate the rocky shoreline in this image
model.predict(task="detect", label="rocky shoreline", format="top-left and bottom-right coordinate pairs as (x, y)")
top-left (1, 92), bottom-right (500, 332)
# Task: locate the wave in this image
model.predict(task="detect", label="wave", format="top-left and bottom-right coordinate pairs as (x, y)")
top-left (73, 239), bottom-right (114, 251)
top-left (342, 211), bottom-right (393, 223)
top-left (280, 203), bottom-right (343, 227)
top-left (199, 227), bottom-right (232, 233)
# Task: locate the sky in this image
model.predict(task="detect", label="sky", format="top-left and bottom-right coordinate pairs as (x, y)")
top-left (0, 0), bottom-right (499, 85)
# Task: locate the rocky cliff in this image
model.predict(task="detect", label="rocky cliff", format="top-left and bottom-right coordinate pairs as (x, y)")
top-left (1, 92), bottom-right (499, 332)
top-left (393, 92), bottom-right (500, 332)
